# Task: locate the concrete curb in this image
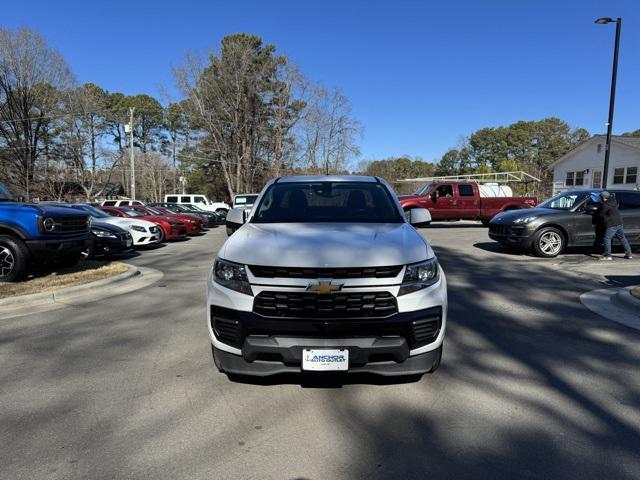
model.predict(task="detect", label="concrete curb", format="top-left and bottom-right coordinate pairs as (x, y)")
top-left (0, 265), bottom-right (163, 320)
top-left (580, 286), bottom-right (640, 332)
top-left (612, 286), bottom-right (640, 311)
top-left (0, 264), bottom-right (139, 308)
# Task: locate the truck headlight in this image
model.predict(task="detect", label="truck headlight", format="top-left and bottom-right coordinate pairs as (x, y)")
top-left (213, 258), bottom-right (253, 296)
top-left (399, 258), bottom-right (439, 296)
top-left (42, 217), bottom-right (56, 231)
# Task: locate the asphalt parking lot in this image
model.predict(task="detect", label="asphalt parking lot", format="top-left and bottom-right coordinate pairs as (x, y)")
top-left (1, 224), bottom-right (639, 480)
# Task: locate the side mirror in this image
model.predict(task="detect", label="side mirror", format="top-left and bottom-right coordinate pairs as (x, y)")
top-left (225, 207), bottom-right (246, 236)
top-left (408, 207), bottom-right (432, 227)
top-left (584, 204), bottom-right (598, 214)
top-left (430, 193), bottom-right (437, 203)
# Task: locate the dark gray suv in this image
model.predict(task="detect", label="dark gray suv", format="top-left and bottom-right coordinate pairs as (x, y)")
top-left (488, 189), bottom-right (640, 257)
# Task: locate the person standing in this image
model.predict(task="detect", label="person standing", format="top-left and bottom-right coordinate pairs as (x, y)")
top-left (596, 191), bottom-right (633, 261)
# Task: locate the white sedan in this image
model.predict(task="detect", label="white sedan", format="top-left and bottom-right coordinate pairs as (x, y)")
top-left (68, 205), bottom-right (161, 246)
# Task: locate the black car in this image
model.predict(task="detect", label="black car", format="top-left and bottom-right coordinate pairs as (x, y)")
top-left (149, 202), bottom-right (224, 226)
top-left (489, 189), bottom-right (640, 257)
top-left (84, 221), bottom-right (133, 259)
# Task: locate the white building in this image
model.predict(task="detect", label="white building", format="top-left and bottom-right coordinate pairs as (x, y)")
top-left (550, 135), bottom-right (640, 194)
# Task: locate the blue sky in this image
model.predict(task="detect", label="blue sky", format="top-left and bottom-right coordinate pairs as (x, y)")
top-left (4, 0), bottom-right (638, 162)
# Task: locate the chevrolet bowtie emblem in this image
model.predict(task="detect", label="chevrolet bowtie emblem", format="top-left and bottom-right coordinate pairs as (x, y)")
top-left (307, 280), bottom-right (344, 294)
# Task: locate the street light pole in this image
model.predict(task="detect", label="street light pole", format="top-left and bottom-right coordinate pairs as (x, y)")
top-left (595, 17), bottom-right (622, 189)
top-left (129, 107), bottom-right (136, 200)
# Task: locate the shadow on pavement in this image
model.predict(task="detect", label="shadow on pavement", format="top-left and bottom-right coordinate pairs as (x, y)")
top-left (425, 222), bottom-right (486, 229)
top-left (226, 372), bottom-right (424, 388)
top-left (335, 245), bottom-right (640, 479)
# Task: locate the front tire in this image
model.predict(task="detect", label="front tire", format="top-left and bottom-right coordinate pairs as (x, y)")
top-left (533, 227), bottom-right (565, 258)
top-left (0, 236), bottom-right (30, 282)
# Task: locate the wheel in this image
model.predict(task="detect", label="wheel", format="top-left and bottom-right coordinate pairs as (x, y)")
top-left (0, 236), bottom-right (30, 282)
top-left (55, 251), bottom-right (82, 269)
top-left (211, 345), bottom-right (225, 373)
top-left (481, 219), bottom-right (491, 227)
top-left (403, 208), bottom-right (411, 223)
top-left (427, 344), bottom-right (443, 374)
top-left (532, 227), bottom-right (565, 258)
top-left (216, 208), bottom-right (228, 218)
top-left (157, 226), bottom-right (165, 242)
top-left (226, 226), bottom-right (235, 236)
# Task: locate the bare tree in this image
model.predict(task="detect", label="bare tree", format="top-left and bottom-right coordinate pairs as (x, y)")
top-left (0, 28), bottom-right (75, 199)
top-left (299, 86), bottom-right (362, 175)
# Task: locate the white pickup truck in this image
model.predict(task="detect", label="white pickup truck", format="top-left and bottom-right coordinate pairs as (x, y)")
top-left (207, 175), bottom-right (448, 378)
top-left (164, 194), bottom-right (229, 214)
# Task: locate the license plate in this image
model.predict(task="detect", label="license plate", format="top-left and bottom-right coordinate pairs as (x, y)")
top-left (302, 349), bottom-right (348, 372)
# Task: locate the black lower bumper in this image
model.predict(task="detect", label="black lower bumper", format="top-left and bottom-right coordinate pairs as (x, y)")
top-left (214, 343), bottom-right (441, 377)
top-left (210, 304), bottom-right (443, 376)
top-left (488, 231), bottom-right (533, 249)
top-left (25, 234), bottom-right (91, 262)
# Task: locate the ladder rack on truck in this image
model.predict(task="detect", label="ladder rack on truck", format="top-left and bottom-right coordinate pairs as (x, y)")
top-left (397, 171), bottom-right (541, 185)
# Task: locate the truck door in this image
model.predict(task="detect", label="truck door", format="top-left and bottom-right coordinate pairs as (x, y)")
top-left (456, 183), bottom-right (478, 219)
top-left (431, 184), bottom-right (456, 219)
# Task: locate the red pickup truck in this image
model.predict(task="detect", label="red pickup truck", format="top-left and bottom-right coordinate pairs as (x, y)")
top-left (398, 182), bottom-right (537, 224)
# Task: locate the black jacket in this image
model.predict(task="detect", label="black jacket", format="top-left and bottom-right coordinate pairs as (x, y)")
top-left (597, 197), bottom-right (623, 228)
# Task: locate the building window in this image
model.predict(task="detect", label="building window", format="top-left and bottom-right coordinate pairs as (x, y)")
top-left (565, 171), bottom-right (575, 186)
top-left (613, 168), bottom-right (625, 185)
top-left (575, 171), bottom-right (584, 186)
top-left (592, 170), bottom-right (602, 189)
top-left (626, 167), bottom-right (638, 184)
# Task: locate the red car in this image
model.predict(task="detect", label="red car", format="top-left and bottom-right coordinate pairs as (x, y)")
top-left (130, 205), bottom-right (205, 235)
top-left (99, 206), bottom-right (188, 241)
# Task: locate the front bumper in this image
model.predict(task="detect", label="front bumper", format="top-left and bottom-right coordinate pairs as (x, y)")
top-left (214, 343), bottom-right (441, 377)
top-left (25, 234), bottom-right (91, 262)
top-left (93, 235), bottom-right (133, 256)
top-left (488, 224), bottom-right (534, 249)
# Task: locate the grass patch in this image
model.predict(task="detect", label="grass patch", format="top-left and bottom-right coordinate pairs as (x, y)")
top-left (0, 261), bottom-right (129, 299)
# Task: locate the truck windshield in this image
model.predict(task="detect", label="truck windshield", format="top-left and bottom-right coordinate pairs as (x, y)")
top-left (414, 184), bottom-right (435, 196)
top-left (539, 192), bottom-right (589, 210)
top-left (252, 182), bottom-right (403, 224)
top-left (0, 182), bottom-right (15, 201)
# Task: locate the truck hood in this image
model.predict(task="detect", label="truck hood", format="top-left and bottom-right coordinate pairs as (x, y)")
top-left (491, 207), bottom-right (564, 224)
top-left (220, 222), bottom-right (433, 268)
top-left (0, 203), bottom-right (88, 217)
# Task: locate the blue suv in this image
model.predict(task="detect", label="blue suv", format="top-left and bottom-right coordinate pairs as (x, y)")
top-left (0, 183), bottom-right (92, 282)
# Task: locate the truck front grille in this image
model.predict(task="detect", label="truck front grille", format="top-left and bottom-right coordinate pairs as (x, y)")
top-left (489, 225), bottom-right (525, 236)
top-left (248, 265), bottom-right (403, 279)
top-left (53, 215), bottom-right (89, 233)
top-left (253, 291), bottom-right (398, 319)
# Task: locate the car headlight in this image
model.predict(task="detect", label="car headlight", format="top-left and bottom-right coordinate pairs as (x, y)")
top-left (213, 258), bottom-right (253, 295)
top-left (398, 258), bottom-right (439, 296)
top-left (513, 216), bottom-right (537, 224)
top-left (92, 229), bottom-right (117, 238)
top-left (131, 225), bottom-right (146, 232)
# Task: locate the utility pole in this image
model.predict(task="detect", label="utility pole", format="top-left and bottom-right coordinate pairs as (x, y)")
top-left (128, 107), bottom-right (136, 199)
top-left (595, 17), bottom-right (622, 189)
